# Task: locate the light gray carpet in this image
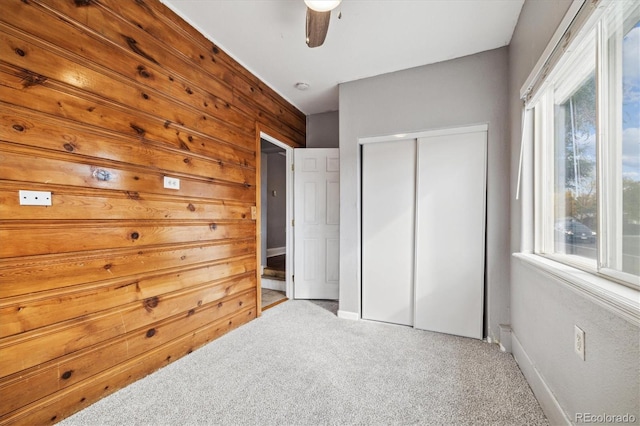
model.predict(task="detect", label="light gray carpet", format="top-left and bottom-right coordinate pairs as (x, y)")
top-left (60, 300), bottom-right (548, 426)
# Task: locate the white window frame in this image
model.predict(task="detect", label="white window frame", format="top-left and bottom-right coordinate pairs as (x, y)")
top-left (531, 0), bottom-right (639, 289)
top-left (534, 30), bottom-right (599, 273)
top-left (598, 3), bottom-right (640, 285)
top-left (513, 0), bottom-right (640, 326)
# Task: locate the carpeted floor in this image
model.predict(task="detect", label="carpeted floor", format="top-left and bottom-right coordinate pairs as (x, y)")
top-left (60, 300), bottom-right (548, 426)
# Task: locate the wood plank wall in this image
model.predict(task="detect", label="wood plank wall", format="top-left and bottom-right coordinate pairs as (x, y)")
top-left (0, 0), bottom-right (305, 424)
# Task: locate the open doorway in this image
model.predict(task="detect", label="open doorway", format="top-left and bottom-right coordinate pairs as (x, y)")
top-left (259, 135), bottom-right (293, 310)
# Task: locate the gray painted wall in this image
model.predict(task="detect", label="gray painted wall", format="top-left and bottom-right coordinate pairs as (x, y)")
top-left (508, 0), bottom-right (640, 422)
top-left (307, 111), bottom-right (339, 148)
top-left (266, 152), bottom-right (287, 250)
top-left (338, 47), bottom-right (510, 340)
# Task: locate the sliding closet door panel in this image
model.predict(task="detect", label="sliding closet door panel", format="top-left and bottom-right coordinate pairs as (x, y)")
top-left (362, 140), bottom-right (415, 326)
top-left (414, 131), bottom-right (486, 339)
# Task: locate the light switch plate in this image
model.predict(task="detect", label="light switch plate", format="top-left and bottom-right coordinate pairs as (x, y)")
top-left (19, 190), bottom-right (52, 206)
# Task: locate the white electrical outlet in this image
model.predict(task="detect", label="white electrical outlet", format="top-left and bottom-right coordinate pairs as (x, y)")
top-left (574, 325), bottom-right (585, 361)
top-left (163, 176), bottom-right (180, 190)
top-left (19, 190), bottom-right (52, 206)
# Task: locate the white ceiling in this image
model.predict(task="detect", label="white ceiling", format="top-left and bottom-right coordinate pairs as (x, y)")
top-left (161, 0), bottom-right (524, 115)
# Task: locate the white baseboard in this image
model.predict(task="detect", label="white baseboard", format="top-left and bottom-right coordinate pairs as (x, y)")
top-left (266, 247), bottom-right (285, 258)
top-left (512, 332), bottom-right (570, 425)
top-left (261, 277), bottom-right (285, 292)
top-left (337, 310), bottom-right (359, 321)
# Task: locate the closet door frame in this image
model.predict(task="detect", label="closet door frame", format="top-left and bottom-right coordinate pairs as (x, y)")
top-left (358, 124), bottom-right (488, 333)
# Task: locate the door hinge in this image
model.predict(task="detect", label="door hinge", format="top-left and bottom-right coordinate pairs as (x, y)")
top-left (292, 274), bottom-right (294, 282)
top-left (291, 163), bottom-right (295, 172)
top-left (292, 219), bottom-right (295, 227)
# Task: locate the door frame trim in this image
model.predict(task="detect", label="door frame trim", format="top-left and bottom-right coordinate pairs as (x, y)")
top-left (359, 124), bottom-right (488, 145)
top-left (257, 128), bottom-right (295, 316)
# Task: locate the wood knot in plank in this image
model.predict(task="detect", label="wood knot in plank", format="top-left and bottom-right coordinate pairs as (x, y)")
top-left (187, 308), bottom-right (195, 317)
top-left (74, 0), bottom-right (92, 6)
top-left (15, 48), bottom-right (25, 57)
top-left (126, 191), bottom-right (140, 200)
top-left (130, 123), bottom-right (146, 136)
top-left (143, 296), bottom-right (159, 312)
top-left (187, 203), bottom-right (196, 212)
top-left (61, 370), bottom-right (73, 380)
top-left (19, 70), bottom-right (47, 88)
top-left (123, 35), bottom-right (158, 64)
top-left (209, 223), bottom-right (217, 231)
top-left (130, 231), bottom-right (140, 240)
top-left (63, 143), bottom-right (75, 152)
top-left (12, 124), bottom-right (25, 132)
top-left (146, 328), bottom-right (156, 338)
top-left (137, 65), bottom-right (151, 78)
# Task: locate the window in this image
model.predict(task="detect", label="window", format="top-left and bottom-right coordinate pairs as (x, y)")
top-left (532, 0), bottom-right (640, 288)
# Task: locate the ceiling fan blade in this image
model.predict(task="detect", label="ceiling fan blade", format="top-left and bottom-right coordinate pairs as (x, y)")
top-left (306, 8), bottom-right (331, 48)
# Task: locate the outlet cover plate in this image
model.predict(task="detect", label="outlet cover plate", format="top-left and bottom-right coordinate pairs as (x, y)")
top-left (164, 176), bottom-right (180, 190)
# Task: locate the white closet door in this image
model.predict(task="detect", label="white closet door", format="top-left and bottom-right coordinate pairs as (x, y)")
top-left (362, 139), bottom-right (415, 326)
top-left (414, 130), bottom-right (486, 339)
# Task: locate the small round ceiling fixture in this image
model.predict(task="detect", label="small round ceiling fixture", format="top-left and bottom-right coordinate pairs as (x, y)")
top-left (295, 82), bottom-right (310, 91)
top-left (304, 0), bottom-right (341, 12)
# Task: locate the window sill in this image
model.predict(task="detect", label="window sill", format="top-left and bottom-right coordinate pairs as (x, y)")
top-left (513, 253), bottom-right (640, 326)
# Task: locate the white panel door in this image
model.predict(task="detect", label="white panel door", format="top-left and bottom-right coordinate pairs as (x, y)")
top-left (362, 139), bottom-right (415, 326)
top-left (293, 148), bottom-right (340, 299)
top-left (414, 130), bottom-right (486, 339)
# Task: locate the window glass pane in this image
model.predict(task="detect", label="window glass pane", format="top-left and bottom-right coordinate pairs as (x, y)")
top-left (553, 73), bottom-right (598, 261)
top-left (621, 18), bottom-right (640, 276)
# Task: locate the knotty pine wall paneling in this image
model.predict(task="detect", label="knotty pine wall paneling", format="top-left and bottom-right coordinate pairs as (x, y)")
top-left (0, 0), bottom-right (305, 424)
